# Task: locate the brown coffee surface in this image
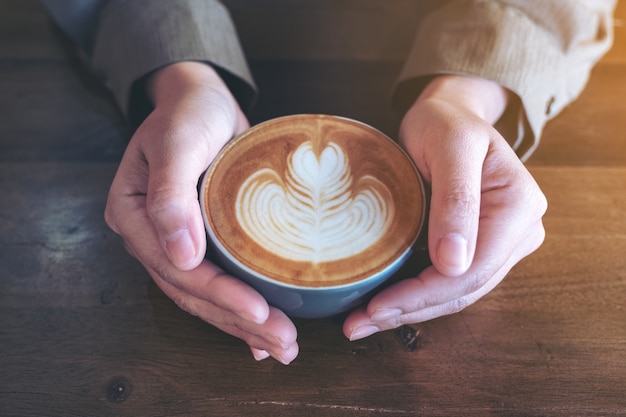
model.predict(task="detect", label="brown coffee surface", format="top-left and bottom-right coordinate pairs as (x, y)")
top-left (204, 115), bottom-right (424, 287)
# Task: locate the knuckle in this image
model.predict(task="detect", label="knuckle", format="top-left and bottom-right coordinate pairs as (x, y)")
top-left (526, 219), bottom-right (547, 255)
top-left (103, 205), bottom-right (116, 232)
top-left (464, 268), bottom-right (492, 296)
top-left (103, 190), bottom-right (122, 234)
top-left (526, 186), bottom-right (548, 219)
top-left (146, 186), bottom-right (186, 220)
top-left (442, 184), bottom-right (480, 215)
top-left (537, 192), bottom-right (548, 218)
top-left (447, 296), bottom-right (475, 315)
top-left (516, 176), bottom-right (548, 219)
top-left (171, 294), bottom-right (201, 318)
top-left (122, 241), bottom-right (138, 259)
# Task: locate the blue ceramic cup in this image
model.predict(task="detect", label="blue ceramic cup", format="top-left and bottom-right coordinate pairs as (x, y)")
top-left (200, 115), bottom-right (425, 318)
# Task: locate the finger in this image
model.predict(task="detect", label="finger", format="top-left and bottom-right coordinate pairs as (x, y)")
top-left (250, 347), bottom-right (271, 361)
top-left (424, 126), bottom-right (488, 277)
top-left (153, 271), bottom-right (298, 364)
top-left (409, 218), bottom-right (544, 325)
top-left (378, 211), bottom-right (540, 317)
top-left (164, 263), bottom-right (272, 325)
top-left (141, 128), bottom-right (211, 271)
top-left (110, 186), bottom-right (271, 324)
top-left (149, 248), bottom-right (272, 326)
top-left (113, 192), bottom-right (300, 363)
top-left (344, 200), bottom-right (546, 339)
top-left (142, 96), bottom-right (248, 272)
top-left (222, 306), bottom-right (299, 365)
top-left (344, 306), bottom-right (379, 341)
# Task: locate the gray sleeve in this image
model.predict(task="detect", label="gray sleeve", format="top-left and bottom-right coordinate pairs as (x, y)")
top-left (42, 0), bottom-right (256, 124)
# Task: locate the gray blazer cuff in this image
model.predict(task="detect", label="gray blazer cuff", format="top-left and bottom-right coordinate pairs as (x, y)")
top-left (92, 0), bottom-right (256, 124)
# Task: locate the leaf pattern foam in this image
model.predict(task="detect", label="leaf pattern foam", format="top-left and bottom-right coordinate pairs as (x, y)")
top-left (235, 141), bottom-right (394, 263)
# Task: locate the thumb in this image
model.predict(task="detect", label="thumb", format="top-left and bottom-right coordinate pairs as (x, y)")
top-left (426, 130), bottom-right (487, 277)
top-left (144, 132), bottom-right (213, 271)
top-left (147, 169), bottom-right (207, 271)
top-left (143, 98), bottom-right (249, 271)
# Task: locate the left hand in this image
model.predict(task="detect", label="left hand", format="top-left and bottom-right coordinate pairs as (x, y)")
top-left (104, 62), bottom-right (299, 364)
top-left (344, 75), bottom-right (547, 340)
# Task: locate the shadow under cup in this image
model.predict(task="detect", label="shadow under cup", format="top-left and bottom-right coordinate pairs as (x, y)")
top-left (200, 114), bottom-right (426, 318)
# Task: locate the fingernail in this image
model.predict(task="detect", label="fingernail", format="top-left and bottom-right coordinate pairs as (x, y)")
top-left (349, 325), bottom-right (380, 341)
top-left (277, 355), bottom-right (293, 366)
top-left (438, 234), bottom-right (468, 274)
top-left (165, 229), bottom-right (197, 269)
top-left (370, 308), bottom-right (403, 323)
top-left (273, 348), bottom-right (297, 365)
top-left (251, 348), bottom-right (271, 361)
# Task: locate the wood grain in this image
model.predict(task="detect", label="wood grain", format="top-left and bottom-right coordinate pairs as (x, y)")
top-left (1, 163), bottom-right (624, 416)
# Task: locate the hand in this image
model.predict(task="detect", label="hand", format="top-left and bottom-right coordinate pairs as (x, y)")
top-left (344, 75), bottom-right (547, 340)
top-left (104, 62), bottom-right (298, 364)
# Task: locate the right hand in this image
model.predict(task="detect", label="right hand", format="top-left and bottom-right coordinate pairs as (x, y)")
top-left (104, 62), bottom-right (299, 364)
top-left (344, 75), bottom-right (547, 340)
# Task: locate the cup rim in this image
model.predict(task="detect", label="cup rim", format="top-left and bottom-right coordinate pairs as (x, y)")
top-left (200, 113), bottom-right (426, 290)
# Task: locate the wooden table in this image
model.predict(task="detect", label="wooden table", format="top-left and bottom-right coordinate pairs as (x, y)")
top-left (2, 1), bottom-right (625, 415)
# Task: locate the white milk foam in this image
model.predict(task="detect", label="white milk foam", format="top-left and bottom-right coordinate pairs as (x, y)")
top-left (236, 141), bottom-right (394, 263)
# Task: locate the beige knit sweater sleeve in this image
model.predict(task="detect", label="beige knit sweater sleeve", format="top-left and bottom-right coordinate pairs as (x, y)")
top-left (392, 0), bottom-right (616, 160)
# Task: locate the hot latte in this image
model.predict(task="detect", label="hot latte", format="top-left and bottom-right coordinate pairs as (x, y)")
top-left (202, 114), bottom-right (424, 288)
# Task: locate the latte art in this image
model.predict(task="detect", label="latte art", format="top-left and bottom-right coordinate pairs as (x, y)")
top-left (203, 114), bottom-right (425, 288)
top-left (235, 141), bottom-right (394, 264)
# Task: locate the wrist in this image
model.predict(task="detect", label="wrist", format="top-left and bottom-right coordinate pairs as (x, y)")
top-left (146, 61), bottom-right (231, 107)
top-left (417, 75), bottom-right (509, 124)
